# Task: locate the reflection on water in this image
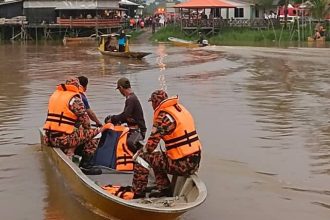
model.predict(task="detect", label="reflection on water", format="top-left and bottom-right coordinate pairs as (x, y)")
top-left (1, 41), bottom-right (330, 220)
top-left (41, 152), bottom-right (106, 220)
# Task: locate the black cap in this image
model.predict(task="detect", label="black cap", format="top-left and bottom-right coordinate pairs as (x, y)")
top-left (116, 77), bottom-right (131, 89)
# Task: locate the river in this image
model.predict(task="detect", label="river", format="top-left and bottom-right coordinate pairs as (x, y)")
top-left (0, 40), bottom-right (330, 220)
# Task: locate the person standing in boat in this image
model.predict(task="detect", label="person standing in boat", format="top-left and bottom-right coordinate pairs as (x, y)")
top-left (118, 30), bottom-right (127, 52)
top-left (43, 77), bottom-right (111, 174)
top-left (105, 77), bottom-right (147, 154)
top-left (131, 90), bottom-right (202, 198)
top-left (77, 76), bottom-right (102, 127)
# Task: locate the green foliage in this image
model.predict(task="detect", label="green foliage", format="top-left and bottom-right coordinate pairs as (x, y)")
top-left (150, 24), bottom-right (196, 42)
top-left (204, 28), bottom-right (295, 46)
top-left (126, 29), bottom-right (144, 41)
top-left (310, 0), bottom-right (330, 20)
top-left (254, 0), bottom-right (274, 9)
top-left (151, 23), bottom-right (329, 46)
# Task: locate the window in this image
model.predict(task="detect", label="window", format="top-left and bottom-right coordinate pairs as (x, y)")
top-left (255, 8), bottom-right (259, 18)
top-left (234, 8), bottom-right (244, 18)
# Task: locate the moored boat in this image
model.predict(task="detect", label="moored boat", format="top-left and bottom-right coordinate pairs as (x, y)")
top-left (39, 129), bottom-right (207, 220)
top-left (98, 34), bottom-right (151, 59)
top-left (307, 36), bottom-right (325, 42)
top-left (63, 34), bottom-right (97, 45)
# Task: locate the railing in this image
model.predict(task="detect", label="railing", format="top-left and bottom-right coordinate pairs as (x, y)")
top-left (0, 16), bottom-right (28, 25)
top-left (181, 18), bottom-right (280, 29)
top-left (56, 17), bottom-right (122, 28)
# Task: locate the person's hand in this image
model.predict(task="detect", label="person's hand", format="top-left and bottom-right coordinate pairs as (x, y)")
top-left (100, 123), bottom-right (114, 133)
top-left (96, 122), bottom-right (103, 128)
top-left (104, 115), bottom-right (112, 123)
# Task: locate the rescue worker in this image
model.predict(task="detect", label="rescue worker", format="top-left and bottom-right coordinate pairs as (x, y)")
top-left (43, 78), bottom-right (110, 174)
top-left (105, 77), bottom-right (147, 154)
top-left (131, 90), bottom-right (202, 198)
top-left (78, 76), bottom-right (102, 127)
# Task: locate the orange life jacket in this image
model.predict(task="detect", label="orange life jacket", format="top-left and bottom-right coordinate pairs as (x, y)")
top-left (43, 84), bottom-right (80, 134)
top-left (153, 96), bottom-right (201, 160)
top-left (113, 125), bottom-right (134, 171)
top-left (104, 123), bottom-right (134, 170)
top-left (101, 185), bottom-right (134, 200)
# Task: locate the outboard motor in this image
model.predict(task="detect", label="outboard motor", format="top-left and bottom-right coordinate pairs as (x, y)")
top-left (201, 39), bottom-right (208, 47)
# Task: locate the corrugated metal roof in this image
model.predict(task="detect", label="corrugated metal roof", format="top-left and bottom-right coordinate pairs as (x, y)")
top-left (23, 0), bottom-right (119, 9)
top-left (174, 0), bottom-right (236, 8)
top-left (0, 0), bottom-right (22, 6)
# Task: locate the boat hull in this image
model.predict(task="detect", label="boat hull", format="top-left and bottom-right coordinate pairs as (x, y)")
top-left (40, 130), bottom-right (206, 220)
top-left (99, 49), bottom-right (151, 59)
top-left (307, 36), bottom-right (325, 42)
top-left (168, 37), bottom-right (199, 48)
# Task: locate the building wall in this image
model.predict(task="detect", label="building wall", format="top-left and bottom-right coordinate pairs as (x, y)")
top-left (22, 0), bottom-right (120, 24)
top-left (220, 6), bottom-right (252, 19)
top-left (0, 1), bottom-right (23, 18)
top-left (24, 8), bottom-right (56, 24)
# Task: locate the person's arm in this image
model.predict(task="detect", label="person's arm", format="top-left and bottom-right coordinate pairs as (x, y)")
top-left (81, 94), bottom-right (102, 127)
top-left (69, 95), bottom-right (91, 129)
top-left (86, 109), bottom-right (102, 127)
top-left (145, 111), bottom-right (176, 153)
top-left (111, 97), bottom-right (135, 124)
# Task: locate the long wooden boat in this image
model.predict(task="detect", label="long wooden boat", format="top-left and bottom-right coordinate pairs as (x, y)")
top-left (63, 35), bottom-right (97, 45)
top-left (168, 37), bottom-right (200, 48)
top-left (98, 34), bottom-right (151, 59)
top-left (99, 50), bottom-right (151, 59)
top-left (39, 129), bottom-right (207, 220)
top-left (307, 36), bottom-right (325, 42)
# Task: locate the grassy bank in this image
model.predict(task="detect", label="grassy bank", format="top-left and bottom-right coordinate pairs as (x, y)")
top-left (151, 24), bottom-right (329, 46)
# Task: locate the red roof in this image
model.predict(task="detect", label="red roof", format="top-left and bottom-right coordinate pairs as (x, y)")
top-left (174, 0), bottom-right (235, 8)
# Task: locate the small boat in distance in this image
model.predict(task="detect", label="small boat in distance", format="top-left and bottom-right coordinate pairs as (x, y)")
top-left (39, 129), bottom-right (207, 220)
top-left (98, 34), bottom-right (151, 59)
top-left (168, 37), bottom-right (201, 48)
top-left (307, 36), bottom-right (326, 42)
top-left (63, 34), bottom-right (97, 45)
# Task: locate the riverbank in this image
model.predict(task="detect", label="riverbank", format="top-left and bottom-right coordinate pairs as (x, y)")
top-left (150, 24), bottom-right (329, 47)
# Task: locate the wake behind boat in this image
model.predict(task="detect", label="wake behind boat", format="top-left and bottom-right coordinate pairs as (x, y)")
top-left (98, 34), bottom-right (151, 59)
top-left (39, 129), bottom-right (207, 220)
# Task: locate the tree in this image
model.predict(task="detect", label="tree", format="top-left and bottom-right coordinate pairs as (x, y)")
top-left (254, 0), bottom-right (275, 10)
top-left (309, 0), bottom-right (330, 20)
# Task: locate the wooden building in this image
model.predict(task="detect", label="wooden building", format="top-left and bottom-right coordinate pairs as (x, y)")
top-left (0, 0), bottom-right (126, 40)
top-left (174, 0), bottom-right (279, 36)
top-left (0, 0), bottom-right (23, 18)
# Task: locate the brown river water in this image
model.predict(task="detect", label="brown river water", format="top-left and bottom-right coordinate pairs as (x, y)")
top-left (0, 41), bottom-right (330, 220)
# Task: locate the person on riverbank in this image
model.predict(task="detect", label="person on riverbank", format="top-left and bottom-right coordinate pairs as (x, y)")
top-left (131, 90), bottom-right (202, 198)
top-left (78, 76), bottom-right (102, 127)
top-left (152, 16), bottom-right (157, 34)
top-left (105, 77), bottom-right (146, 153)
top-left (43, 77), bottom-right (111, 174)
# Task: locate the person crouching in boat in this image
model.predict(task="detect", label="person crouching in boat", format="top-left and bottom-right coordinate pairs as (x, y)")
top-left (131, 90), bottom-right (202, 198)
top-left (313, 29), bottom-right (321, 40)
top-left (43, 77), bottom-right (111, 174)
top-left (197, 32), bottom-right (208, 47)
